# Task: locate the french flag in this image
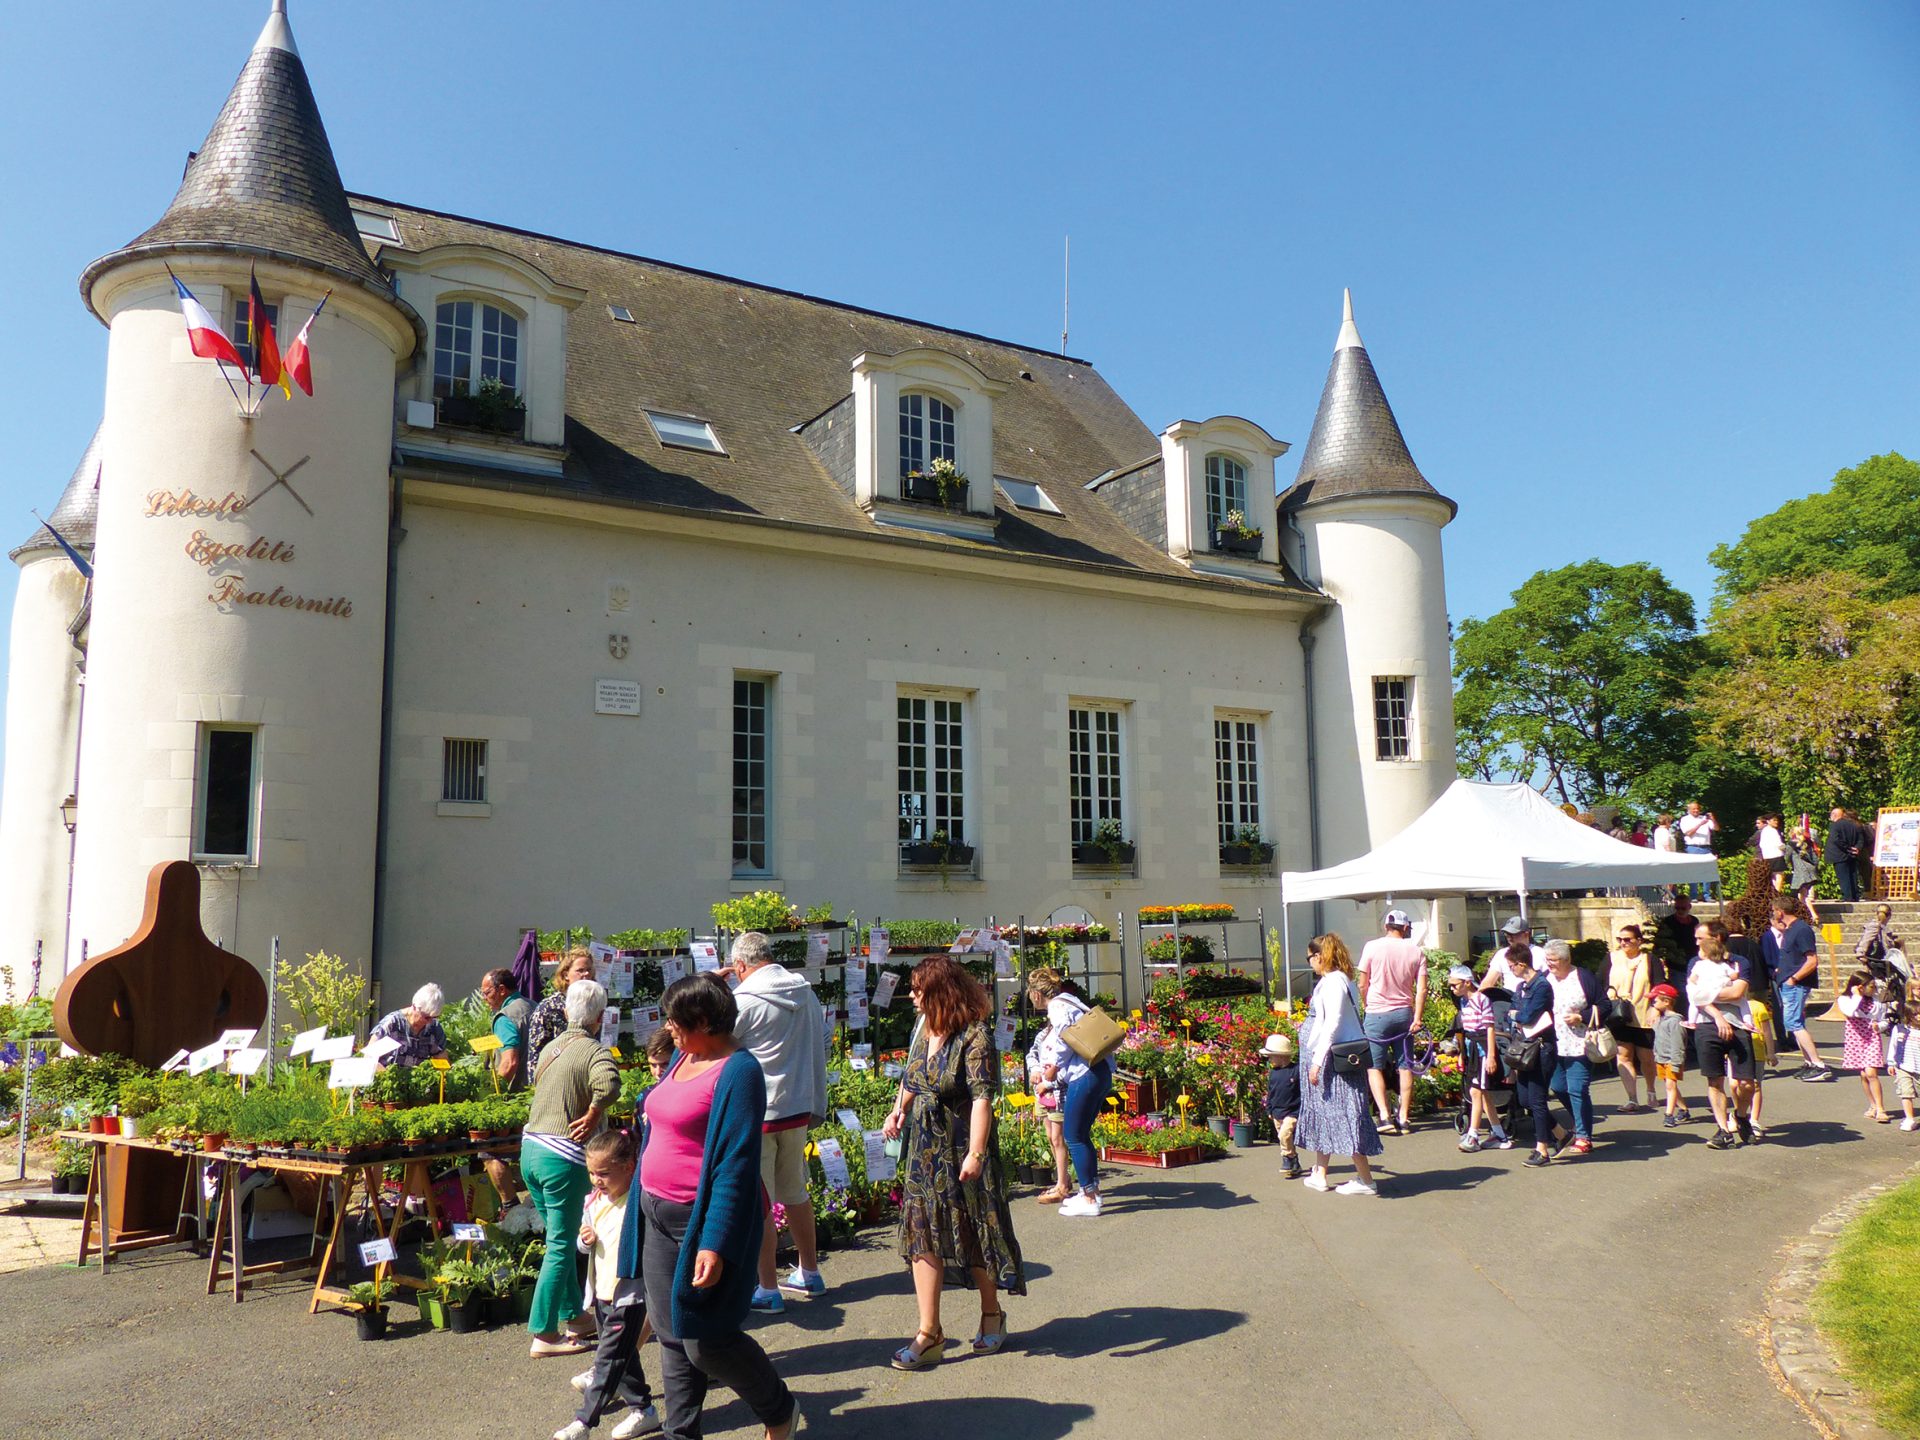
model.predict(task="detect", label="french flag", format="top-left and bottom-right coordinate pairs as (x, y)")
top-left (167, 269), bottom-right (246, 370)
top-left (282, 290), bottom-right (330, 397)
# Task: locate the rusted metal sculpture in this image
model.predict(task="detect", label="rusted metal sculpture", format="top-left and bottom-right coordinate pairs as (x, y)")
top-left (54, 861), bottom-right (268, 1067)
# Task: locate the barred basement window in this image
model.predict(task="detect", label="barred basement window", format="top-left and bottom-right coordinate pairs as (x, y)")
top-left (1373, 677), bottom-right (1413, 760)
top-left (442, 738), bottom-right (488, 804)
top-left (898, 392), bottom-right (956, 479)
top-left (1213, 716), bottom-right (1262, 848)
top-left (898, 693), bottom-right (966, 846)
top-left (195, 726), bottom-right (259, 862)
top-left (733, 678), bottom-right (771, 874)
top-left (1068, 706), bottom-right (1124, 844)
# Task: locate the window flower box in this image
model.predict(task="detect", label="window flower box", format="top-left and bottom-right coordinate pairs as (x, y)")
top-left (1210, 527), bottom-right (1262, 557)
top-left (1072, 842), bottom-right (1136, 866)
top-left (900, 840), bottom-right (974, 867)
top-left (439, 388), bottom-right (526, 438)
top-left (901, 472), bottom-right (969, 509)
top-left (1219, 842), bottom-right (1274, 866)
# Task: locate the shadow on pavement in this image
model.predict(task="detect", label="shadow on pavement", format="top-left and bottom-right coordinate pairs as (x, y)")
top-left (1022, 1303), bottom-right (1245, 1358)
top-left (1750, 1120), bottom-right (1863, 1150)
top-left (723, 1388), bottom-right (1097, 1440)
top-left (1376, 1164), bottom-right (1503, 1196)
top-left (1098, 1179), bottom-right (1254, 1214)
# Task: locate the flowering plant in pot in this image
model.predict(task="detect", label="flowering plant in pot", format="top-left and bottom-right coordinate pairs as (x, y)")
top-left (1073, 817), bottom-right (1136, 867)
top-left (343, 1276), bottom-right (394, 1340)
top-left (1211, 508), bottom-right (1263, 555)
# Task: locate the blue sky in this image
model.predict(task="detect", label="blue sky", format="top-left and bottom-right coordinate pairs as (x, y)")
top-left (1, 1), bottom-right (1916, 770)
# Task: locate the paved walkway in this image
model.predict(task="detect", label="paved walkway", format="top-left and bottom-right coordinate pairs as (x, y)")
top-left (0, 1069), bottom-right (1912, 1439)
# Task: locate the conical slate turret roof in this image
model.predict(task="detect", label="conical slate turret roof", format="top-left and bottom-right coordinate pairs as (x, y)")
top-left (1281, 291), bottom-right (1454, 517)
top-left (79, 1), bottom-right (396, 312)
top-left (11, 423), bottom-right (103, 562)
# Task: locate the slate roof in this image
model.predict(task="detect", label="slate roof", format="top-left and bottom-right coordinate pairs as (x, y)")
top-left (12, 423), bottom-right (102, 562)
top-left (1280, 306), bottom-right (1454, 517)
top-left (77, 4), bottom-right (408, 329)
top-left (375, 199), bottom-right (1317, 596)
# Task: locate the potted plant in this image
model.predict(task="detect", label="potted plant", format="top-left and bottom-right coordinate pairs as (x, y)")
top-left (343, 1277), bottom-right (394, 1340)
top-left (901, 456), bottom-right (969, 509)
top-left (1210, 508), bottom-right (1263, 556)
top-left (433, 1257), bottom-right (488, 1332)
top-left (900, 829), bottom-right (975, 869)
top-left (52, 1139), bottom-right (92, 1194)
top-left (1220, 825), bottom-right (1275, 867)
top-left (1072, 817), bottom-right (1136, 867)
top-left (439, 375), bottom-right (527, 437)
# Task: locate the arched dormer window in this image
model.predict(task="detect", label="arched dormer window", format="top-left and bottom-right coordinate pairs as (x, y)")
top-left (898, 391), bottom-right (956, 479)
top-left (434, 299), bottom-right (521, 398)
top-left (1203, 453), bottom-right (1248, 534)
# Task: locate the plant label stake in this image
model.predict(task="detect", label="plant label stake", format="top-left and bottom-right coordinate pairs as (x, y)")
top-left (469, 1033), bottom-right (503, 1094)
top-left (429, 1055), bottom-right (450, 1103)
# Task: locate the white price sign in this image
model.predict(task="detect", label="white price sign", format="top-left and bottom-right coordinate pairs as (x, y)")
top-left (661, 956), bottom-right (688, 987)
top-left (836, 1108), bottom-right (862, 1132)
top-left (310, 1034), bottom-right (356, 1063)
top-left (217, 1027), bottom-right (258, 1052)
top-left (873, 972), bottom-right (899, 1010)
top-left (868, 928), bottom-right (890, 964)
top-left (847, 995), bottom-right (870, 1030)
top-left (993, 942), bottom-right (1016, 978)
top-left (600, 1007), bottom-right (622, 1046)
top-left (863, 1130), bottom-right (897, 1184)
top-left (358, 1238), bottom-right (397, 1266)
top-left (452, 1223), bottom-right (486, 1242)
top-left (288, 1025), bottom-right (327, 1058)
top-left (994, 1016), bottom-right (1018, 1051)
top-left (361, 1034), bottom-right (402, 1062)
top-left (807, 930), bottom-right (830, 965)
top-left (329, 1055), bottom-right (378, 1089)
top-left (228, 1048), bottom-right (269, 1077)
top-left (689, 942), bottom-right (721, 974)
top-left (160, 1048), bottom-right (191, 1073)
top-left (815, 1137), bottom-right (851, 1190)
top-left (188, 1042), bottom-right (225, 1076)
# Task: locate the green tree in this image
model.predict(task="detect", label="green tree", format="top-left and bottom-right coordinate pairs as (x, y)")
top-left (1710, 452), bottom-right (1920, 605)
top-left (1453, 560), bottom-right (1703, 807)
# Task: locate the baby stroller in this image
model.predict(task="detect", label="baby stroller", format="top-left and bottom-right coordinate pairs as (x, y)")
top-left (1449, 986), bottom-right (1522, 1138)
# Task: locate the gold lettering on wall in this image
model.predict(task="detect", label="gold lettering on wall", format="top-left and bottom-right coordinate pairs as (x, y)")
top-left (146, 488), bottom-right (251, 519)
top-left (207, 577), bottom-right (353, 619)
top-left (185, 531), bottom-right (296, 571)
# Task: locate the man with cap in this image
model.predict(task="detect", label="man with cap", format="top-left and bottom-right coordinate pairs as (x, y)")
top-left (1357, 909), bottom-right (1429, 1135)
top-left (1480, 917), bottom-right (1548, 994)
top-left (1261, 1034), bottom-right (1302, 1178)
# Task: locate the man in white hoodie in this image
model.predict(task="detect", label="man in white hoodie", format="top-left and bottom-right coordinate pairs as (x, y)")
top-left (729, 930), bottom-right (830, 1315)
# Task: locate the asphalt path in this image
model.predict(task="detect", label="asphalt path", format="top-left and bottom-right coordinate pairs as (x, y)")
top-left (2, 1062), bottom-right (1913, 1440)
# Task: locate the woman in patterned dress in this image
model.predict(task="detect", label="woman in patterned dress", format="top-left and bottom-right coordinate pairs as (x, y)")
top-left (526, 948), bottom-right (595, 1073)
top-left (880, 955), bottom-right (1026, 1371)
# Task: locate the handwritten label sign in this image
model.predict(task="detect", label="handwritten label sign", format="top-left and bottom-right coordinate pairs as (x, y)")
top-left (310, 1034), bottom-right (356, 1063)
top-left (815, 1137), bottom-right (851, 1190)
top-left (468, 1034), bottom-right (504, 1054)
top-left (836, 1108), bottom-right (862, 1132)
top-left (329, 1055), bottom-right (378, 1089)
top-left (358, 1238), bottom-right (397, 1267)
top-left (863, 1130), bottom-right (897, 1184)
top-left (288, 1026), bottom-right (327, 1058)
top-left (873, 972), bottom-right (900, 1010)
top-left (452, 1223), bottom-right (486, 1243)
top-left (594, 678), bottom-right (642, 716)
top-left (362, 1034), bottom-right (402, 1062)
top-left (868, 928), bottom-right (890, 964)
top-left (228, 1048), bottom-right (269, 1077)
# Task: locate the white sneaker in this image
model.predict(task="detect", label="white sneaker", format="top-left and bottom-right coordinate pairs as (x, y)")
top-left (1301, 1172), bottom-right (1331, 1192)
top-left (1057, 1192), bottom-right (1103, 1218)
top-left (570, 1368), bottom-right (595, 1394)
top-left (1901, 1118), bottom-right (1918, 1132)
top-left (612, 1405), bottom-right (662, 1439)
top-left (553, 1423), bottom-right (589, 1440)
top-left (1334, 1179), bottom-right (1379, 1197)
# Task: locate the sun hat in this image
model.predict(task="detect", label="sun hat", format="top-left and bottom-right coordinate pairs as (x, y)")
top-left (1383, 908), bottom-right (1413, 930)
top-left (1447, 965), bottom-right (1474, 984)
top-left (1260, 1033), bottom-right (1295, 1059)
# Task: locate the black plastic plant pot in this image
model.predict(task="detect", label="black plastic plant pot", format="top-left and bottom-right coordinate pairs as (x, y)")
top-left (448, 1302), bottom-right (481, 1334)
top-left (354, 1308), bottom-right (389, 1341)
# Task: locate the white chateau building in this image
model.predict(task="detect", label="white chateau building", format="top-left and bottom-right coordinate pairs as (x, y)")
top-left (0, 3), bottom-right (1459, 1006)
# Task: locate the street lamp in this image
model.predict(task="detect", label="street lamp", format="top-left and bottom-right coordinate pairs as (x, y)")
top-left (58, 793), bottom-right (77, 834)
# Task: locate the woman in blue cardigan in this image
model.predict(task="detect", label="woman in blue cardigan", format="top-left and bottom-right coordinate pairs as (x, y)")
top-left (620, 974), bottom-right (801, 1440)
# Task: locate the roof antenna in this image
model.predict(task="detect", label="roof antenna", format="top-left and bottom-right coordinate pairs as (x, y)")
top-left (1060, 236), bottom-right (1070, 356)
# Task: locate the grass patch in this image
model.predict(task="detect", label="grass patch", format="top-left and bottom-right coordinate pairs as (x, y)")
top-left (1813, 1173), bottom-right (1920, 1437)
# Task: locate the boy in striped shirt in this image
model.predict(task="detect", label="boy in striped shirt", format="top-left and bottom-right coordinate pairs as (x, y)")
top-left (1451, 965), bottom-right (1512, 1152)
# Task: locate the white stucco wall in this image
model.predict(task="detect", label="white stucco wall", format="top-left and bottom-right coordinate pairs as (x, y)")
top-left (1297, 493), bottom-right (1458, 943)
top-left (0, 553), bottom-right (88, 994)
top-left (64, 258), bottom-right (412, 977)
top-left (374, 489), bottom-right (1317, 1004)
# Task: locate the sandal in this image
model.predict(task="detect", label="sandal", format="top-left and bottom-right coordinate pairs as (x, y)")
top-left (890, 1328), bottom-right (945, 1371)
top-left (1035, 1186), bottom-right (1069, 1204)
top-left (972, 1309), bottom-right (1010, 1355)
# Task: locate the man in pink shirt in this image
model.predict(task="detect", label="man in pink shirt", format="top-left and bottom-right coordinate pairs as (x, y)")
top-left (1357, 909), bottom-right (1430, 1135)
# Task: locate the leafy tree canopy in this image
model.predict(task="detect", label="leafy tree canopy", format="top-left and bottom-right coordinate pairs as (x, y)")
top-left (1710, 452), bottom-right (1920, 606)
top-left (1453, 560), bottom-right (1702, 807)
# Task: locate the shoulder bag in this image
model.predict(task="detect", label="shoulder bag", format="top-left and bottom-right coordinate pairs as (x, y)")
top-left (1324, 977), bottom-right (1372, 1071)
top-left (1060, 1004), bottom-right (1127, 1067)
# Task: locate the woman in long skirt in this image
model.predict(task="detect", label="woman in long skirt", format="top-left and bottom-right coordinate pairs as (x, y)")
top-left (1297, 935), bottom-right (1383, 1196)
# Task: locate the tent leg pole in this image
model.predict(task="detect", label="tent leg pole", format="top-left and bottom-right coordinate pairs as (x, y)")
top-left (1282, 913), bottom-right (1293, 1011)
top-left (1518, 892), bottom-right (1529, 922)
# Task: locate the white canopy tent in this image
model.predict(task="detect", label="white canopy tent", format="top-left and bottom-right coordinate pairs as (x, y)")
top-left (1277, 780), bottom-right (1720, 998)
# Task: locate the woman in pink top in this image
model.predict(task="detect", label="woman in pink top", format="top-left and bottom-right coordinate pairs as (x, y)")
top-left (1357, 909), bottom-right (1429, 1135)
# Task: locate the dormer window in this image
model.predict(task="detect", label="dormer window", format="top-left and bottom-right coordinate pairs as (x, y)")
top-left (434, 299), bottom-right (520, 399)
top-left (1158, 417), bottom-right (1289, 571)
top-left (1204, 454), bottom-right (1248, 535)
top-left (898, 392), bottom-right (956, 479)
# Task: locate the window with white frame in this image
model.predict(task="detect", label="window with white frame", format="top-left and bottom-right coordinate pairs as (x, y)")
top-left (195, 726), bottom-right (259, 862)
top-left (1213, 715), bottom-right (1262, 850)
top-left (733, 677), bottom-right (771, 874)
top-left (1068, 705), bottom-right (1125, 845)
top-left (1204, 453), bottom-right (1248, 536)
top-left (898, 693), bottom-right (966, 849)
top-left (230, 297), bottom-right (279, 372)
top-left (1373, 677), bottom-right (1413, 760)
top-left (898, 392), bottom-right (956, 479)
top-left (434, 299), bottom-right (520, 397)
top-left (441, 739), bottom-right (488, 804)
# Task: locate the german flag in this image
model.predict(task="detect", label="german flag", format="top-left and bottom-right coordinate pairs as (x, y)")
top-left (249, 267), bottom-right (289, 397)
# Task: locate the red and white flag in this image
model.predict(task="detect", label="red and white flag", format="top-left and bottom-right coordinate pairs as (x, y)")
top-left (168, 269), bottom-right (245, 370)
top-left (282, 290), bottom-right (331, 397)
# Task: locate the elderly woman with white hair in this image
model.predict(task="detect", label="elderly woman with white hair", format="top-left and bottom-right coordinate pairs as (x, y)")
top-left (367, 983), bottom-right (449, 1068)
top-left (522, 978), bottom-right (622, 1355)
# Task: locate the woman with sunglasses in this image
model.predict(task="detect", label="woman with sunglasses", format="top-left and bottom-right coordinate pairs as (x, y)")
top-left (1607, 924), bottom-right (1657, 1112)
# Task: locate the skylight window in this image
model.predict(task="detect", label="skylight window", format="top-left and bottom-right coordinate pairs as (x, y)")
top-left (645, 410), bottom-right (725, 455)
top-left (996, 477), bottom-right (1062, 515)
top-left (608, 305), bottom-right (635, 323)
top-left (351, 209), bottom-right (399, 242)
